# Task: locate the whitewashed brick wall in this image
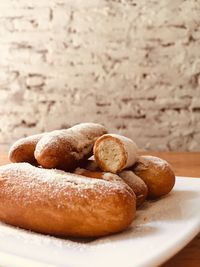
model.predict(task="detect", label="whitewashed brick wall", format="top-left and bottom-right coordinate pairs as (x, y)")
top-left (0, 0), bottom-right (200, 151)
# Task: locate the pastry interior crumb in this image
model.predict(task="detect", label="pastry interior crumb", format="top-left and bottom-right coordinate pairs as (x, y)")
top-left (97, 139), bottom-right (124, 173)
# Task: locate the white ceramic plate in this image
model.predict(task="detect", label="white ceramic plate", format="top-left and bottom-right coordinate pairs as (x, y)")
top-left (0, 177), bottom-right (200, 267)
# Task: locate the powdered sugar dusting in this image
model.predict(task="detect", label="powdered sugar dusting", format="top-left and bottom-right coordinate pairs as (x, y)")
top-left (9, 133), bottom-right (45, 151)
top-left (8, 133), bottom-right (46, 161)
top-left (119, 170), bottom-right (147, 191)
top-left (119, 170), bottom-right (148, 206)
top-left (74, 167), bottom-right (128, 184)
top-left (35, 123), bottom-right (107, 162)
top-left (134, 155), bottom-right (169, 172)
top-left (0, 162), bottom-right (131, 209)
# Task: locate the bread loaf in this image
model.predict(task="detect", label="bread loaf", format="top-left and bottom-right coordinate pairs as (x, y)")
top-left (0, 163), bottom-right (136, 237)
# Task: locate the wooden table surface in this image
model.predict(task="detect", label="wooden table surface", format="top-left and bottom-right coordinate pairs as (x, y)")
top-left (0, 150), bottom-right (200, 267)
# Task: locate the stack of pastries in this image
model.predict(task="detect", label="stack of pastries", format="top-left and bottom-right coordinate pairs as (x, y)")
top-left (0, 123), bottom-right (175, 237)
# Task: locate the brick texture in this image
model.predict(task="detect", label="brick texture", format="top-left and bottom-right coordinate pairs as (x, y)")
top-left (0, 0), bottom-right (200, 151)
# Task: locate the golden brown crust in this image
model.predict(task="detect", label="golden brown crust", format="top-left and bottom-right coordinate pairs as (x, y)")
top-left (80, 158), bottom-right (101, 171)
top-left (119, 171), bottom-right (148, 207)
top-left (74, 168), bottom-right (134, 187)
top-left (74, 168), bottom-right (105, 179)
top-left (35, 123), bottom-right (107, 171)
top-left (132, 155), bottom-right (176, 199)
top-left (9, 133), bottom-right (45, 164)
top-left (0, 163), bottom-right (135, 237)
top-left (80, 160), bottom-right (147, 207)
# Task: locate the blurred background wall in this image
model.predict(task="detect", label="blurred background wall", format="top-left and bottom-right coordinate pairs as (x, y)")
top-left (0, 0), bottom-right (200, 151)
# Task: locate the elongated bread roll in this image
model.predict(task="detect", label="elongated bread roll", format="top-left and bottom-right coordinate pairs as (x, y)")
top-left (9, 133), bottom-right (45, 164)
top-left (132, 156), bottom-right (175, 199)
top-left (119, 171), bottom-right (148, 207)
top-left (35, 123), bottom-right (107, 171)
top-left (0, 163), bottom-right (135, 237)
top-left (93, 134), bottom-right (138, 173)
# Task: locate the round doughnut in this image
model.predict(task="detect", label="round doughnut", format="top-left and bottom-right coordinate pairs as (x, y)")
top-left (9, 133), bottom-right (45, 164)
top-left (132, 155), bottom-right (175, 199)
top-left (93, 134), bottom-right (138, 173)
top-left (119, 171), bottom-right (148, 207)
top-left (0, 163), bottom-right (135, 237)
top-left (35, 123), bottom-right (107, 171)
